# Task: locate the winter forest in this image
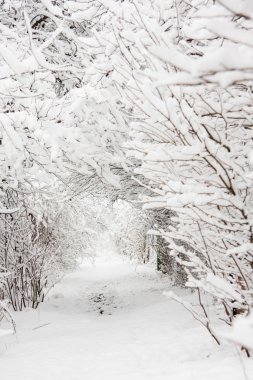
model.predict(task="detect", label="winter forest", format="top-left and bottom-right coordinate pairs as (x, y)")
top-left (0, 0), bottom-right (253, 379)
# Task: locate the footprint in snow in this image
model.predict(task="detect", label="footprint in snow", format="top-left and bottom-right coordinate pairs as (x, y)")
top-left (89, 292), bottom-right (118, 315)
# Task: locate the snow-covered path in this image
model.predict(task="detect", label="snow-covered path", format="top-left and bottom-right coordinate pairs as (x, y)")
top-left (1, 254), bottom-right (252, 380)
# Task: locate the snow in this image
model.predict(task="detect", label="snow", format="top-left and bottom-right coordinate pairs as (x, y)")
top-left (227, 243), bottom-right (253, 257)
top-left (205, 273), bottom-right (243, 303)
top-left (1, 253), bottom-right (253, 380)
top-left (0, 329), bottom-right (13, 337)
top-left (222, 313), bottom-right (253, 351)
top-left (0, 207), bottom-right (19, 214)
top-left (40, 0), bottom-right (63, 17)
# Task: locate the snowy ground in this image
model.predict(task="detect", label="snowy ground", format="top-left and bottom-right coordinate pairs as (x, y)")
top-left (1, 253), bottom-right (252, 380)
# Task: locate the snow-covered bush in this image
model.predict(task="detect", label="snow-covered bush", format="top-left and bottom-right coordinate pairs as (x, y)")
top-left (0, 299), bottom-right (15, 336)
top-left (223, 311), bottom-right (253, 352)
top-left (0, 185), bottom-right (102, 310)
top-left (0, 188), bottom-right (47, 310)
top-left (111, 200), bottom-right (152, 263)
top-left (0, 188), bottom-right (61, 309)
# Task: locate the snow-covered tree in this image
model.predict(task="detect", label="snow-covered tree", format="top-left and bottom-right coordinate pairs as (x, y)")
top-left (74, 0), bottom-right (253, 342)
top-left (0, 0), bottom-right (126, 193)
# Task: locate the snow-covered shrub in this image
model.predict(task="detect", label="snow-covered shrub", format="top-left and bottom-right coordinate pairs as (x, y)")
top-left (0, 187), bottom-right (57, 310)
top-left (149, 210), bottom-right (187, 285)
top-left (0, 188), bottom-right (44, 310)
top-left (0, 299), bottom-right (15, 335)
top-left (111, 200), bottom-right (152, 263)
top-left (0, 186), bottom-right (99, 310)
top-left (223, 311), bottom-right (253, 352)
